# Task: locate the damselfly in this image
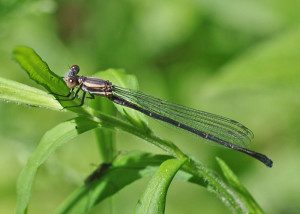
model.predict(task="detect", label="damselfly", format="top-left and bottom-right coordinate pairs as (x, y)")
top-left (54, 65), bottom-right (273, 167)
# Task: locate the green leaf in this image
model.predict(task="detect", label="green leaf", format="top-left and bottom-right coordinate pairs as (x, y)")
top-left (94, 127), bottom-right (116, 162)
top-left (136, 158), bottom-right (187, 214)
top-left (0, 77), bottom-right (61, 110)
top-left (94, 69), bottom-right (148, 129)
top-left (91, 98), bottom-right (117, 162)
top-left (13, 46), bottom-right (68, 94)
top-left (216, 157), bottom-right (264, 214)
top-left (13, 46), bottom-right (90, 115)
top-left (181, 160), bottom-right (253, 213)
top-left (16, 117), bottom-right (100, 214)
top-left (11, 46), bottom-right (261, 214)
top-left (57, 152), bottom-right (173, 214)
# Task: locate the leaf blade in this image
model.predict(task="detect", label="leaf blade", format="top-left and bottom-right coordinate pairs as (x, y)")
top-left (216, 157), bottom-right (264, 214)
top-left (13, 46), bottom-right (92, 115)
top-left (57, 152), bottom-right (173, 214)
top-left (16, 117), bottom-right (99, 214)
top-left (136, 158), bottom-right (187, 214)
top-left (0, 77), bottom-right (61, 110)
top-left (13, 46), bottom-right (68, 94)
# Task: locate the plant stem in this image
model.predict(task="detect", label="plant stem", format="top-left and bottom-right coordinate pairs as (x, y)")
top-left (81, 106), bottom-right (245, 212)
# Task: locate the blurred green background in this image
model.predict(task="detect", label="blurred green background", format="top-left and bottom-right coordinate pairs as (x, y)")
top-left (0, 0), bottom-right (300, 213)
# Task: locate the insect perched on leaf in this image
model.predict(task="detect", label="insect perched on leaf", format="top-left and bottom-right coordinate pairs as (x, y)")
top-left (53, 65), bottom-right (273, 167)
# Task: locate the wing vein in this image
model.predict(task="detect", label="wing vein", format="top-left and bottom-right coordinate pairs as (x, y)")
top-left (113, 86), bottom-right (253, 147)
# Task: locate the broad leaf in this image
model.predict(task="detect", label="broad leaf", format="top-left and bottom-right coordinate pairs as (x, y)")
top-left (136, 158), bottom-right (187, 214)
top-left (16, 117), bottom-right (100, 214)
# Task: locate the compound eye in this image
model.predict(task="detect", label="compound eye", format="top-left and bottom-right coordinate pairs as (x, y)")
top-left (70, 65), bottom-right (80, 75)
top-left (65, 77), bottom-right (78, 88)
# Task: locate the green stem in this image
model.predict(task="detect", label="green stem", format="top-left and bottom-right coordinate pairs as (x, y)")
top-left (81, 106), bottom-right (244, 212)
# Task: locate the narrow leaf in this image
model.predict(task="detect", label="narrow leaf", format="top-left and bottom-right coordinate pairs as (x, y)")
top-left (0, 77), bottom-right (61, 110)
top-left (13, 46), bottom-right (89, 114)
top-left (91, 98), bottom-right (116, 162)
top-left (136, 158), bottom-right (187, 214)
top-left (216, 157), bottom-right (264, 214)
top-left (57, 152), bottom-right (173, 214)
top-left (13, 46), bottom-right (68, 94)
top-left (16, 117), bottom-right (100, 214)
top-left (182, 159), bottom-right (252, 213)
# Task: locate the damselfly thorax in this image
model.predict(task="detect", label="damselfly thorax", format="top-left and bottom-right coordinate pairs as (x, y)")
top-left (79, 77), bottom-right (113, 97)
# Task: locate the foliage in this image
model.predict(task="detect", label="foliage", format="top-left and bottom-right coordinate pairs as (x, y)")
top-left (5, 46), bottom-right (263, 214)
top-left (1, 0), bottom-right (300, 213)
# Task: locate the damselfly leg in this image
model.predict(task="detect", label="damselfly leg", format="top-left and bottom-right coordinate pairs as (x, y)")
top-left (54, 84), bottom-right (82, 101)
top-left (52, 84), bottom-right (94, 108)
top-left (49, 88), bottom-right (74, 97)
top-left (60, 92), bottom-right (95, 109)
top-left (86, 93), bottom-right (95, 99)
top-left (60, 91), bottom-right (86, 109)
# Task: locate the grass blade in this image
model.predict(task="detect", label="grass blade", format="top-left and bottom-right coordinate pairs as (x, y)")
top-left (136, 158), bottom-right (187, 214)
top-left (216, 157), bottom-right (264, 214)
top-left (16, 117), bottom-right (100, 214)
top-left (91, 96), bottom-right (117, 213)
top-left (0, 77), bottom-right (61, 110)
top-left (91, 97), bottom-right (117, 162)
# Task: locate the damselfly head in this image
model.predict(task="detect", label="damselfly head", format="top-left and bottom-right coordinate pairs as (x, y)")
top-left (64, 76), bottom-right (79, 89)
top-left (68, 65), bottom-right (80, 76)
